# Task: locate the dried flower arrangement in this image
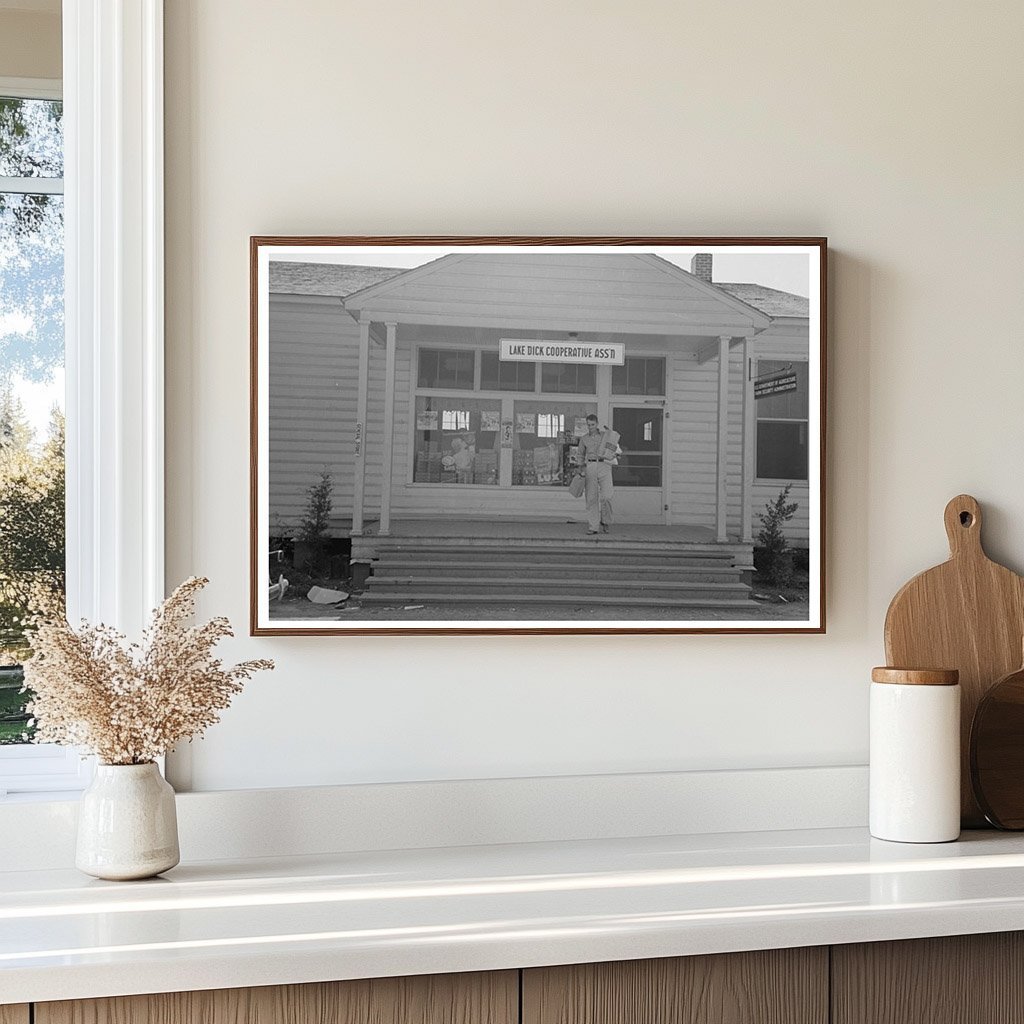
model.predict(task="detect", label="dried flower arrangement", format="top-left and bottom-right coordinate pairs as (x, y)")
top-left (23, 577), bottom-right (273, 765)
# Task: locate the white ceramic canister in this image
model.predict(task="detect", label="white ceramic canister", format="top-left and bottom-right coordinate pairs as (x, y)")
top-left (870, 667), bottom-right (961, 843)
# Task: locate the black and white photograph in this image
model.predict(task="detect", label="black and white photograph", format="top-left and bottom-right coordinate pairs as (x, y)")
top-left (251, 238), bottom-right (825, 634)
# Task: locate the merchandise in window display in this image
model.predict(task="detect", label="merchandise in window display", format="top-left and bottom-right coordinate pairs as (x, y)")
top-left (413, 399), bottom-right (501, 485)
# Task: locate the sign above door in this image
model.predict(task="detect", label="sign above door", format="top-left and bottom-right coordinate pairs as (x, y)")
top-left (499, 338), bottom-right (625, 365)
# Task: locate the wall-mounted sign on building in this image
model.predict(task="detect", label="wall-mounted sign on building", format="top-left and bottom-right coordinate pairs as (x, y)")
top-left (754, 370), bottom-right (799, 399)
top-left (499, 338), bottom-right (625, 365)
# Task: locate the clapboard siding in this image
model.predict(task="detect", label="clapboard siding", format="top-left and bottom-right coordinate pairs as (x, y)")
top-left (667, 351), bottom-right (721, 526)
top-left (268, 297), bottom-right (366, 532)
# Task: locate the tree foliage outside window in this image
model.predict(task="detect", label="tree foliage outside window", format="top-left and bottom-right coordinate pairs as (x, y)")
top-left (0, 94), bottom-right (65, 744)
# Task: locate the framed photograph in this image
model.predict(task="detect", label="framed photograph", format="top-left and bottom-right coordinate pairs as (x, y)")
top-left (251, 237), bottom-right (826, 635)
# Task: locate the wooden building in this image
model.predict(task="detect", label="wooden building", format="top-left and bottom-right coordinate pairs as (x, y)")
top-left (268, 254), bottom-right (812, 561)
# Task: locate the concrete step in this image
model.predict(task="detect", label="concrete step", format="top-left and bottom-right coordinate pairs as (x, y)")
top-left (359, 591), bottom-right (755, 609)
top-left (375, 546), bottom-right (736, 566)
top-left (372, 561), bottom-right (742, 582)
top-left (365, 577), bottom-right (748, 601)
top-left (374, 539), bottom-right (741, 557)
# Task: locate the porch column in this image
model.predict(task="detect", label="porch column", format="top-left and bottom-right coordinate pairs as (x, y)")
top-left (741, 337), bottom-right (755, 543)
top-left (715, 335), bottom-right (730, 542)
top-left (378, 321), bottom-right (398, 536)
top-left (351, 315), bottom-right (371, 536)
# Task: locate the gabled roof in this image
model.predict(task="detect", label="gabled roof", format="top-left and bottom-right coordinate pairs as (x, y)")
top-left (269, 261), bottom-right (404, 298)
top-left (268, 257), bottom-right (809, 325)
top-left (342, 253), bottom-right (771, 337)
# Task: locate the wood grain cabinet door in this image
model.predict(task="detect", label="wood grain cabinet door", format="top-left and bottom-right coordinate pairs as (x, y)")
top-left (832, 933), bottom-right (1024, 1024)
top-left (0, 1007), bottom-right (30, 1024)
top-left (522, 949), bottom-right (828, 1024)
top-left (35, 971), bottom-right (517, 1024)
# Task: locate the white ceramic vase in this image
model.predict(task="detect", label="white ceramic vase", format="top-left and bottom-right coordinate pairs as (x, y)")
top-left (76, 762), bottom-right (181, 880)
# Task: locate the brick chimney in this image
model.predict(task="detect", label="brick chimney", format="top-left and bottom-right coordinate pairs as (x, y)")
top-left (690, 253), bottom-right (713, 282)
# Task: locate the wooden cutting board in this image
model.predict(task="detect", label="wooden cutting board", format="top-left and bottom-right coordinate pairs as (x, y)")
top-left (884, 494), bottom-right (1024, 827)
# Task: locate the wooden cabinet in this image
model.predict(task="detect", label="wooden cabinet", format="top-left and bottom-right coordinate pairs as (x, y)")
top-left (832, 932), bottom-right (1024, 1024)
top-left (35, 971), bottom-right (518, 1024)
top-left (522, 948), bottom-right (828, 1024)
top-left (16, 933), bottom-right (1024, 1024)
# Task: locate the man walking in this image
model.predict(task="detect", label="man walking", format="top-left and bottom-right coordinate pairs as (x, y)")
top-left (577, 414), bottom-right (615, 534)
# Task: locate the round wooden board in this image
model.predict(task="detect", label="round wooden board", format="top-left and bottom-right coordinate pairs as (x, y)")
top-left (971, 664), bottom-right (1024, 829)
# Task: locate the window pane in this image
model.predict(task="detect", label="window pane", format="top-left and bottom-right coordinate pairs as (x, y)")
top-left (512, 399), bottom-right (596, 486)
top-left (417, 348), bottom-right (475, 390)
top-left (756, 421), bottom-right (808, 480)
top-left (0, 98), bottom-right (63, 178)
top-left (480, 352), bottom-right (535, 392)
top-left (612, 357), bottom-right (666, 396)
top-left (540, 362), bottom-right (596, 394)
top-left (0, 664), bottom-right (29, 744)
top-left (414, 396), bottom-right (501, 485)
top-left (0, 186), bottom-right (65, 744)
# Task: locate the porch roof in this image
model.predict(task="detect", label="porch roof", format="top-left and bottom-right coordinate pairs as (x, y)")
top-left (341, 253), bottom-right (772, 337)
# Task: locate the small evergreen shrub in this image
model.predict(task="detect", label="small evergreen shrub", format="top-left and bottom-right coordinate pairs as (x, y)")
top-left (756, 484), bottom-right (799, 587)
top-left (299, 470), bottom-right (333, 576)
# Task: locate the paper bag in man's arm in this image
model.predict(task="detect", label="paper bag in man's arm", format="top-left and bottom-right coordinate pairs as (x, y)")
top-left (600, 428), bottom-right (620, 461)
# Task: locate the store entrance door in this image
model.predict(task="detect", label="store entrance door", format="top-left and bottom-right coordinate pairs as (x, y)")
top-left (610, 406), bottom-right (665, 523)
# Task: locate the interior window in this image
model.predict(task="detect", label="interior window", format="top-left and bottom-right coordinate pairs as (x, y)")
top-left (0, 94), bottom-right (65, 746)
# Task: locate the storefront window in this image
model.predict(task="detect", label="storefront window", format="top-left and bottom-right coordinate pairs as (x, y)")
top-left (414, 396), bottom-right (501, 485)
top-left (756, 359), bottom-right (809, 480)
top-left (612, 357), bottom-right (665, 396)
top-left (480, 352), bottom-right (535, 392)
top-left (540, 362), bottom-right (596, 394)
top-left (512, 400), bottom-right (596, 486)
top-left (417, 348), bottom-right (475, 390)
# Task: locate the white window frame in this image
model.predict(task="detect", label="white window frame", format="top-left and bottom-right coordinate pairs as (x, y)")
top-left (0, 0), bottom-right (165, 799)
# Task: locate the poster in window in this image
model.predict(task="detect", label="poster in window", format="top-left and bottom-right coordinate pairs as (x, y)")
top-left (251, 236), bottom-right (826, 635)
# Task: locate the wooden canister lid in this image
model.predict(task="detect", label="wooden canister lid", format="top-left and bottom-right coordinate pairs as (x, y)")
top-left (871, 667), bottom-right (960, 686)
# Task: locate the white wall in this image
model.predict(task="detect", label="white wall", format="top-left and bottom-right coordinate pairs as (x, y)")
top-left (164, 0), bottom-right (1024, 791)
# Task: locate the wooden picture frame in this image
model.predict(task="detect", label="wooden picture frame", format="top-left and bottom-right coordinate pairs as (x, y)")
top-left (250, 237), bottom-right (827, 635)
